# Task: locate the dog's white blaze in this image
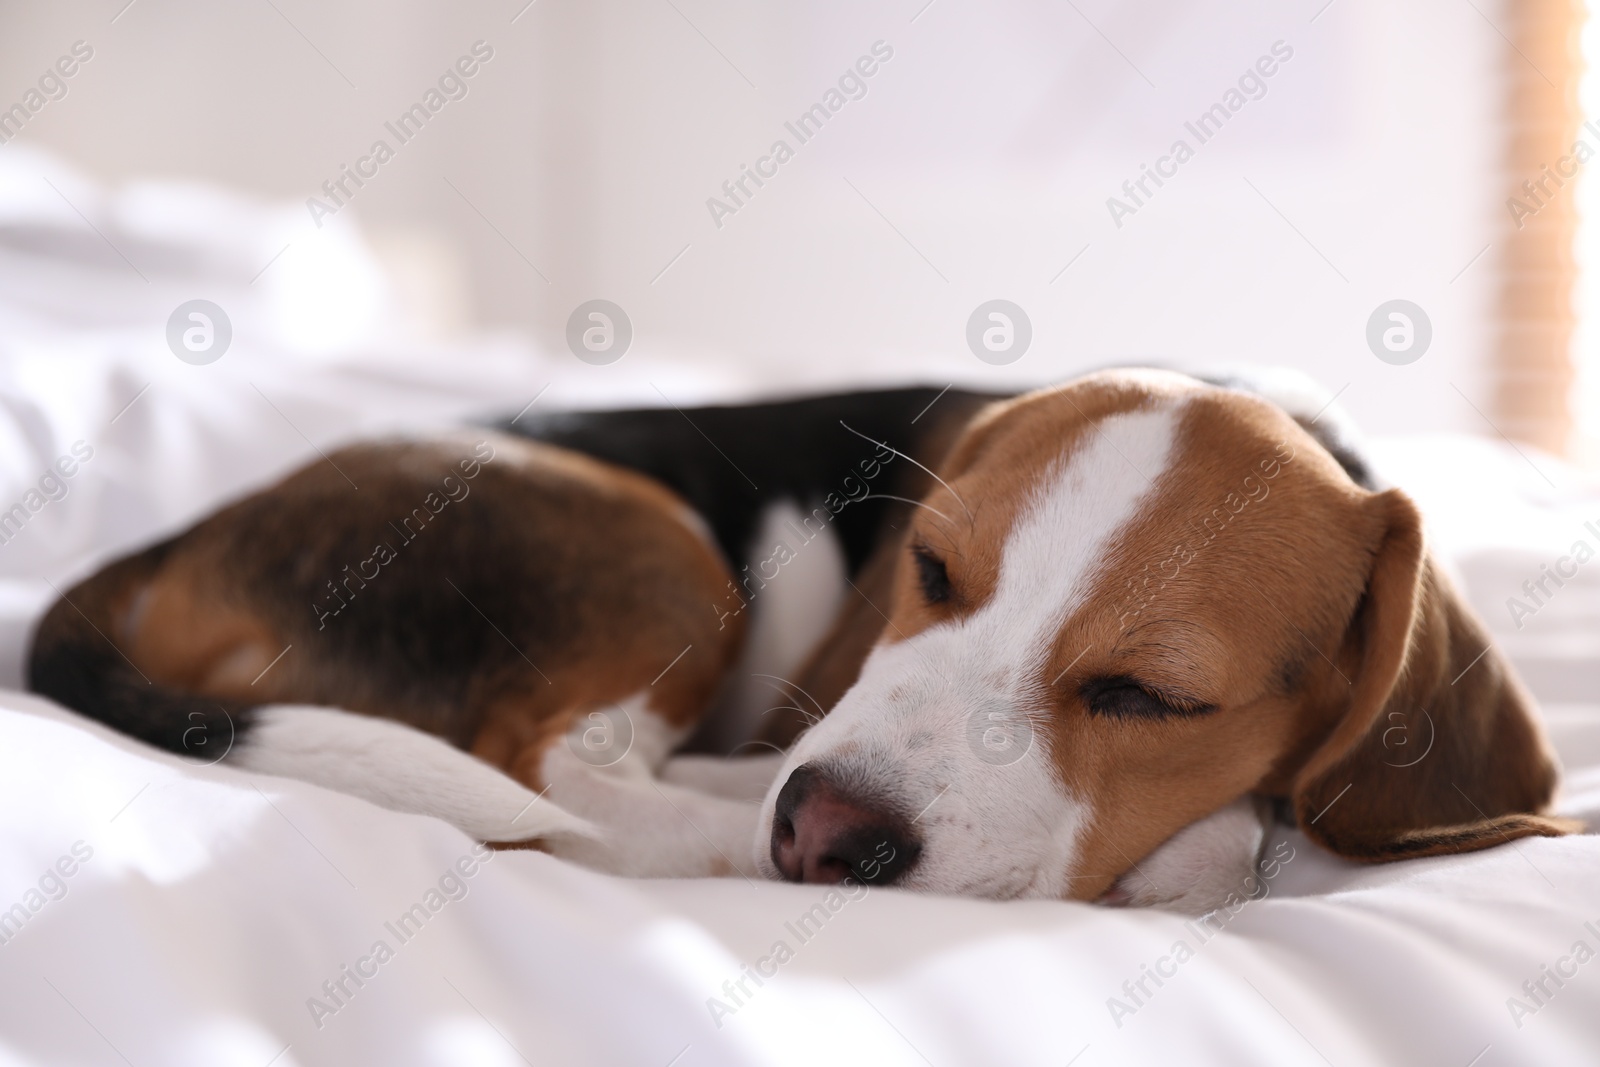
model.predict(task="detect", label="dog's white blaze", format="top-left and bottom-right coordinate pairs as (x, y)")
top-left (759, 404), bottom-right (1182, 898)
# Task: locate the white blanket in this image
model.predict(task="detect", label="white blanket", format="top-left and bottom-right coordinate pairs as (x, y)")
top-left (2, 150), bottom-right (1598, 1066)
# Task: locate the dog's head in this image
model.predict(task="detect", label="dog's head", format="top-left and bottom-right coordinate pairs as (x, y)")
top-left (757, 369), bottom-right (1572, 899)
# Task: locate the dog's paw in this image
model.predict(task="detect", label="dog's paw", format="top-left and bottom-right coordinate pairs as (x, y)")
top-left (1101, 797), bottom-right (1268, 916)
top-left (660, 753), bottom-right (788, 802)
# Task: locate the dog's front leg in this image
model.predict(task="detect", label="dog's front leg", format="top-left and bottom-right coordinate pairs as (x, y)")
top-left (524, 708), bottom-right (766, 880)
top-left (660, 752), bottom-right (788, 803)
top-left (1101, 797), bottom-right (1271, 915)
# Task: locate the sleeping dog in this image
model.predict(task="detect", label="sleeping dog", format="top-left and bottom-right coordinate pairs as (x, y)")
top-left (30, 368), bottom-right (1575, 913)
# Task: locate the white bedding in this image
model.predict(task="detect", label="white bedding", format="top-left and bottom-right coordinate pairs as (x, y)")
top-left (2, 151), bottom-right (1599, 1066)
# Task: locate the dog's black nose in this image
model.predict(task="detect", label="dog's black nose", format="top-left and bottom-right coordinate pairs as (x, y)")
top-left (770, 764), bottom-right (921, 886)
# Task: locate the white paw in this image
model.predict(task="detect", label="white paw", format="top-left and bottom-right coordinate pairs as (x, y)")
top-left (660, 753), bottom-right (788, 802)
top-left (1103, 797), bottom-right (1268, 916)
top-left (540, 739), bottom-right (765, 879)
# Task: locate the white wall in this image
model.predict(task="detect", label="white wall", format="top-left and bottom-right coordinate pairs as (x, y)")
top-left (1, 0), bottom-right (1508, 433)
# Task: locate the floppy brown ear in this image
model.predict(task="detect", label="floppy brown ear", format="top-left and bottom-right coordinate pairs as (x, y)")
top-left (1291, 487), bottom-right (1579, 861)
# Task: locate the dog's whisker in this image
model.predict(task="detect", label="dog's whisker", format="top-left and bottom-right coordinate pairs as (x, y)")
top-left (837, 419), bottom-right (974, 527)
top-left (758, 703), bottom-right (822, 728)
top-left (730, 739), bottom-right (787, 757)
top-left (759, 703), bottom-right (807, 719)
top-left (750, 673), bottom-right (830, 718)
top-left (857, 494), bottom-right (954, 526)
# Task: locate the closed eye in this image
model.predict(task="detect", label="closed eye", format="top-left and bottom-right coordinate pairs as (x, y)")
top-left (912, 546), bottom-right (952, 605)
top-left (1080, 676), bottom-right (1217, 720)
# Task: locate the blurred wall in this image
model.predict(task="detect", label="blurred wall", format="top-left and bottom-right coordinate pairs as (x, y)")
top-left (0, 0), bottom-right (1509, 435)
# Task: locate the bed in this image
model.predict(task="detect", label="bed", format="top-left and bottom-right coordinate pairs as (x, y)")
top-left (1, 148), bottom-right (1597, 1066)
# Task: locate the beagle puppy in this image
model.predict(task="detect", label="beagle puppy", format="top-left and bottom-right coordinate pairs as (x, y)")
top-left (29, 369), bottom-right (1575, 912)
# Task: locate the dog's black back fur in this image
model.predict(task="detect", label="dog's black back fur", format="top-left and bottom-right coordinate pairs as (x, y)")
top-left (501, 387), bottom-right (1008, 575)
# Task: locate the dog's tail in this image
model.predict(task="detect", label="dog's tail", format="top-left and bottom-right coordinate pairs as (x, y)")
top-left (230, 704), bottom-right (598, 844)
top-left (27, 541), bottom-right (248, 759)
top-left (27, 548), bottom-right (595, 845)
